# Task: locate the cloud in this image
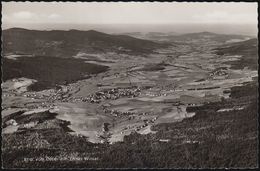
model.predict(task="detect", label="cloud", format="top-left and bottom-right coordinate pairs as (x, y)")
top-left (5, 11), bottom-right (62, 23)
top-left (12, 11), bottom-right (37, 20)
top-left (47, 13), bottom-right (61, 20)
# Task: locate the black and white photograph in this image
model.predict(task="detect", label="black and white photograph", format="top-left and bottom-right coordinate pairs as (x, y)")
top-left (1, 1), bottom-right (258, 169)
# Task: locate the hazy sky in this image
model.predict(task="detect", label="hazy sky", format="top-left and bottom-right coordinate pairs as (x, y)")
top-left (2, 2), bottom-right (258, 25)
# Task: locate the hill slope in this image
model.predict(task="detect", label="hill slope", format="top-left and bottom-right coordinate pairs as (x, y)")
top-left (2, 28), bottom-right (167, 57)
top-left (215, 38), bottom-right (258, 70)
top-left (2, 56), bottom-right (109, 91)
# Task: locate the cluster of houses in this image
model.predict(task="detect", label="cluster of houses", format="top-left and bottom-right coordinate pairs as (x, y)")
top-left (19, 121), bottom-right (38, 129)
top-left (135, 123), bottom-right (148, 131)
top-left (63, 87), bottom-right (142, 104)
top-left (23, 102), bottom-right (55, 111)
top-left (103, 108), bottom-right (135, 117)
top-left (209, 68), bottom-right (228, 80)
top-left (145, 92), bottom-right (168, 97)
top-left (5, 119), bottom-right (39, 131)
top-left (135, 117), bottom-right (158, 131)
top-left (23, 92), bottom-right (45, 99)
top-left (34, 84), bottom-right (78, 103)
top-left (2, 93), bottom-right (15, 98)
top-left (83, 87), bottom-right (142, 103)
top-left (5, 119), bottom-right (18, 126)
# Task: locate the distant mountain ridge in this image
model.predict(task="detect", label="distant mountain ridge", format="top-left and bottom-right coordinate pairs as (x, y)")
top-left (167, 31), bottom-right (253, 43)
top-left (2, 28), bottom-right (168, 57)
top-left (121, 31), bottom-right (253, 43)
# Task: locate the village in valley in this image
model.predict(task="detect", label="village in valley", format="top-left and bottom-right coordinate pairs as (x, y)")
top-left (2, 32), bottom-right (257, 143)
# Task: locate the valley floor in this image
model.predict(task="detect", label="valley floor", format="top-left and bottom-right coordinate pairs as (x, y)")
top-left (1, 36), bottom-right (258, 168)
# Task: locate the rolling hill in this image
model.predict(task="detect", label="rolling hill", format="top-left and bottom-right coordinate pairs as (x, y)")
top-left (215, 38), bottom-right (258, 70)
top-left (2, 28), bottom-right (168, 57)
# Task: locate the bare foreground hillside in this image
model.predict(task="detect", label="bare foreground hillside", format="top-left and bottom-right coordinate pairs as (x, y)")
top-left (1, 29), bottom-right (258, 168)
